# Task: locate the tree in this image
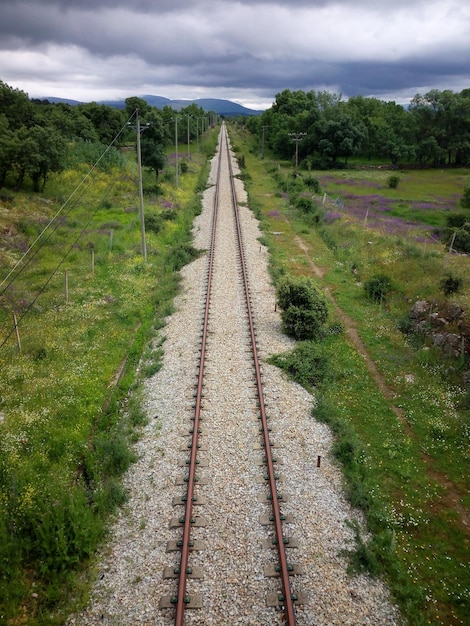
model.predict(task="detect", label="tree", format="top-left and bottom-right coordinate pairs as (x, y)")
top-left (0, 80), bottom-right (34, 128)
top-left (277, 276), bottom-right (328, 340)
top-left (77, 102), bottom-right (125, 144)
top-left (28, 126), bottom-right (67, 192)
top-left (0, 114), bottom-right (17, 187)
top-left (139, 110), bottom-right (168, 180)
top-left (11, 125), bottom-right (66, 191)
top-left (315, 112), bottom-right (367, 165)
top-left (124, 97), bottom-right (152, 124)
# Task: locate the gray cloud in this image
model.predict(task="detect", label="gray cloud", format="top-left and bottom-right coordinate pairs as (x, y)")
top-left (0, 0), bottom-right (469, 109)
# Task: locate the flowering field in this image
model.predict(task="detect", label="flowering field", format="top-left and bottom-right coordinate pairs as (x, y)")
top-left (317, 169), bottom-right (468, 243)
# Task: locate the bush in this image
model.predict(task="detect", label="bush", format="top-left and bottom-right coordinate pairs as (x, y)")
top-left (387, 175), bottom-right (400, 189)
top-left (440, 272), bottom-right (464, 297)
top-left (446, 214), bottom-right (468, 229)
top-left (145, 212), bottom-right (162, 234)
top-left (460, 185), bottom-right (470, 209)
top-left (268, 341), bottom-right (328, 390)
top-left (303, 175), bottom-right (321, 193)
top-left (277, 276), bottom-right (328, 340)
top-left (295, 196), bottom-right (316, 214)
top-left (446, 224), bottom-right (470, 253)
top-left (364, 274), bottom-right (393, 304)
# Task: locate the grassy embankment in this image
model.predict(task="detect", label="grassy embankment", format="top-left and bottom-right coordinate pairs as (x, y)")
top-left (0, 130), bottom-right (218, 624)
top-left (229, 123), bottom-right (469, 625)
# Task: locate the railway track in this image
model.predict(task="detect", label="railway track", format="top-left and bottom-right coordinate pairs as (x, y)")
top-left (160, 124), bottom-right (305, 624)
top-left (67, 122), bottom-right (400, 626)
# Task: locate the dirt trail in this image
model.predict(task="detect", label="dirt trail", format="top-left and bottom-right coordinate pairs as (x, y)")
top-left (294, 234), bottom-right (469, 532)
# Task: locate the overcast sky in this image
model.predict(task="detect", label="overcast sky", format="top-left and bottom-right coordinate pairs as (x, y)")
top-left (0, 0), bottom-right (469, 110)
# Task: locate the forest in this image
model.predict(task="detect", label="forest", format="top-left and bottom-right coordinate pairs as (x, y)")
top-left (245, 87), bottom-right (470, 168)
top-left (0, 80), bottom-right (209, 192)
top-left (2, 82), bottom-right (470, 197)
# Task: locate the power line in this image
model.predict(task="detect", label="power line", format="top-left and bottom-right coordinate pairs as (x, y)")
top-left (288, 132), bottom-right (307, 174)
top-left (0, 180), bottom-right (118, 352)
top-left (0, 114), bottom-right (135, 297)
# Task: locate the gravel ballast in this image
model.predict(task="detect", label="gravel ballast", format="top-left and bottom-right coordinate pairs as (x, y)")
top-left (67, 127), bottom-right (401, 625)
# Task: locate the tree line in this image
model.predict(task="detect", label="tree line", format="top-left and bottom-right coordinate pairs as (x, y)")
top-left (0, 81), bottom-right (210, 192)
top-left (244, 88), bottom-right (470, 168)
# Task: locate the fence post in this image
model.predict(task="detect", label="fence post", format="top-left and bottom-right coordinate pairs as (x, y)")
top-left (64, 269), bottom-right (69, 304)
top-left (12, 312), bottom-right (21, 352)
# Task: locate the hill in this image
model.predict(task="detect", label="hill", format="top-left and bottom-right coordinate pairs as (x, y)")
top-left (40, 95), bottom-right (264, 116)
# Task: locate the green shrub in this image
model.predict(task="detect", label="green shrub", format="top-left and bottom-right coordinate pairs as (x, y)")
top-left (144, 212), bottom-right (162, 234)
top-left (30, 488), bottom-right (101, 577)
top-left (277, 276), bottom-right (328, 340)
top-left (440, 272), bottom-right (463, 297)
top-left (446, 224), bottom-right (470, 253)
top-left (268, 341), bottom-right (328, 390)
top-left (446, 214), bottom-right (469, 229)
top-left (166, 243), bottom-right (200, 271)
top-left (387, 174), bottom-right (400, 189)
top-left (364, 274), bottom-right (393, 304)
top-left (303, 175), bottom-right (321, 193)
top-left (295, 196), bottom-right (316, 214)
top-left (460, 185), bottom-right (470, 209)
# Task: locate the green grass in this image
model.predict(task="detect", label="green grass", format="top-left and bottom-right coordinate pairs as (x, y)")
top-left (0, 130), bottom-right (218, 623)
top-left (229, 123), bottom-right (470, 625)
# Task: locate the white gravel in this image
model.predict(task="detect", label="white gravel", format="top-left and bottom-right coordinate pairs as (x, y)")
top-left (67, 126), bottom-right (402, 625)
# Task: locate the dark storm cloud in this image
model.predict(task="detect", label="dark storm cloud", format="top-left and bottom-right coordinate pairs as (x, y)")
top-left (0, 0), bottom-right (469, 108)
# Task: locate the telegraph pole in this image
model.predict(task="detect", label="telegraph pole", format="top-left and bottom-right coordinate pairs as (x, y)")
top-left (187, 115), bottom-right (191, 161)
top-left (261, 125), bottom-right (269, 158)
top-left (175, 115), bottom-right (179, 188)
top-left (288, 131), bottom-right (307, 175)
top-left (135, 109), bottom-right (147, 260)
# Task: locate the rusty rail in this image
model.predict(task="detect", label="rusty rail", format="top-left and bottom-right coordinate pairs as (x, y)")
top-left (173, 123), bottom-right (297, 625)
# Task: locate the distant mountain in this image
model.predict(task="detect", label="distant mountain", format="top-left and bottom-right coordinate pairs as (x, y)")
top-left (40, 95), bottom-right (264, 116)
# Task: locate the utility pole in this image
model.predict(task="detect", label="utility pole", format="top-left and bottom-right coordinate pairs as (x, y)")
top-left (175, 115), bottom-right (179, 188)
top-left (135, 109), bottom-right (147, 260)
top-left (261, 125), bottom-right (269, 158)
top-left (187, 115), bottom-right (191, 161)
top-left (288, 132), bottom-right (307, 175)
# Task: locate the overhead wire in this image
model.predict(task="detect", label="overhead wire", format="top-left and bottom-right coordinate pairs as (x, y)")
top-left (0, 110), bottom-right (137, 297)
top-left (0, 179), bottom-right (118, 352)
top-left (0, 109), bottom-right (138, 351)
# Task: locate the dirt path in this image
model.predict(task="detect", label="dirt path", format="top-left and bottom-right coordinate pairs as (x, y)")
top-left (294, 234), bottom-right (470, 532)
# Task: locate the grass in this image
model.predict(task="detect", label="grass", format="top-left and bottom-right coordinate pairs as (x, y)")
top-left (0, 130), bottom-right (218, 623)
top-left (229, 124), bottom-right (469, 625)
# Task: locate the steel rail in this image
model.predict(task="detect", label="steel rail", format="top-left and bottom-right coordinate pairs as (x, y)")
top-left (223, 125), bottom-right (297, 625)
top-left (174, 128), bottom-right (222, 626)
top-left (174, 123), bottom-right (296, 625)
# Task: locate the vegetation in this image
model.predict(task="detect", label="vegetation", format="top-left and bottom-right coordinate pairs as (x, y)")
top-left (1, 77), bottom-right (470, 624)
top-left (0, 81), bottom-right (210, 193)
top-left (276, 275), bottom-right (328, 339)
top-left (245, 87), bottom-right (470, 168)
top-left (229, 120), bottom-right (469, 625)
top-left (0, 79), bottom-right (219, 623)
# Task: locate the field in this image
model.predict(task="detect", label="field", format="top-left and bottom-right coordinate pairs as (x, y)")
top-left (230, 124), bottom-right (469, 626)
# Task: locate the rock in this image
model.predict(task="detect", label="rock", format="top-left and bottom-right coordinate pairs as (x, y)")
top-left (410, 300), bottom-right (430, 319)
